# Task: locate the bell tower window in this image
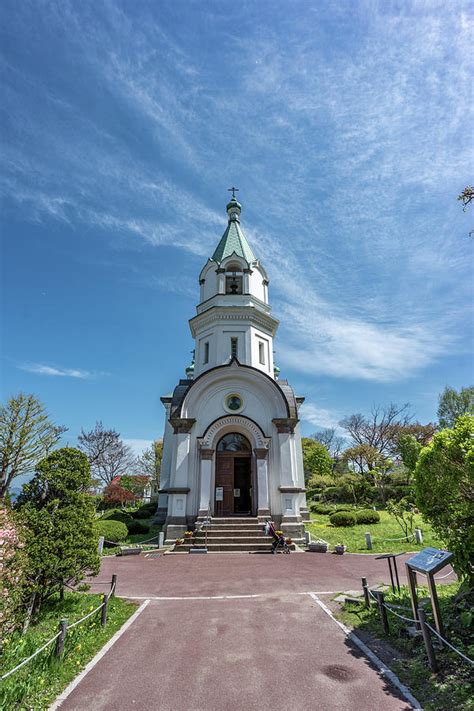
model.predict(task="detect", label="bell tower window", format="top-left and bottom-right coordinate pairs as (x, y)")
top-left (203, 342), bottom-right (209, 364)
top-left (225, 273), bottom-right (243, 294)
top-left (231, 337), bottom-right (238, 359)
top-left (259, 342), bottom-right (265, 365)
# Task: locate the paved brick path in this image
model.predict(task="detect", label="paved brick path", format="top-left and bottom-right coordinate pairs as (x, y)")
top-left (54, 553), bottom-right (449, 710)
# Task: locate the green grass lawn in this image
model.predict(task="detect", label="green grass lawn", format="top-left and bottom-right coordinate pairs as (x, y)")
top-left (307, 509), bottom-right (444, 554)
top-left (1, 591), bottom-right (137, 710)
top-left (337, 582), bottom-right (474, 711)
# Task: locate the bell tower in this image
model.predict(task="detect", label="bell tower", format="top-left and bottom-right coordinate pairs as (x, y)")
top-left (189, 193), bottom-right (279, 379)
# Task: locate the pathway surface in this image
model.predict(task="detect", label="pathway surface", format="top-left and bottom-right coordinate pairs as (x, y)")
top-left (51, 553), bottom-right (446, 709)
top-left (58, 592), bottom-right (413, 711)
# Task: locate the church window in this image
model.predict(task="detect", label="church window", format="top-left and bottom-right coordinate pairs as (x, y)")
top-left (259, 342), bottom-right (265, 365)
top-left (231, 337), bottom-right (238, 359)
top-left (204, 342), bottom-right (209, 364)
top-left (217, 432), bottom-right (250, 451)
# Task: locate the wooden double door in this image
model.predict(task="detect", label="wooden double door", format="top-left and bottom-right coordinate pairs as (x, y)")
top-left (215, 451), bottom-right (252, 516)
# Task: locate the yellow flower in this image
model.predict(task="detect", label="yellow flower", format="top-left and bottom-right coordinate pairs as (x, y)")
top-left (76, 644), bottom-right (82, 651)
top-left (76, 660), bottom-right (81, 666)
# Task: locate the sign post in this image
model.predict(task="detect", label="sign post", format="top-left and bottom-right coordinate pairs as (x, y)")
top-left (405, 547), bottom-right (454, 636)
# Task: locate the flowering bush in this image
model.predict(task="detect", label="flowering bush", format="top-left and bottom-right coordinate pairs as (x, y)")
top-left (0, 505), bottom-right (29, 640)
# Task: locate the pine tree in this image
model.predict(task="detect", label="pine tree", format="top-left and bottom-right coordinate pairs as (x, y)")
top-left (17, 448), bottom-right (100, 620)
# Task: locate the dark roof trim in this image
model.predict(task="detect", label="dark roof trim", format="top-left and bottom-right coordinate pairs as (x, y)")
top-left (171, 357), bottom-right (293, 419)
top-left (200, 413), bottom-right (268, 440)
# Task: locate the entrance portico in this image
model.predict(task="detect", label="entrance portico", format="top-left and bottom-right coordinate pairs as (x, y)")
top-left (197, 415), bottom-right (271, 519)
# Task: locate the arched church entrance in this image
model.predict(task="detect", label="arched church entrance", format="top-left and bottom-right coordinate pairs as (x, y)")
top-left (215, 433), bottom-right (253, 516)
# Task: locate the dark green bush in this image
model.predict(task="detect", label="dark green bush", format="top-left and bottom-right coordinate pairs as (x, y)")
top-left (101, 510), bottom-right (132, 525)
top-left (311, 503), bottom-right (334, 514)
top-left (126, 520), bottom-right (150, 535)
top-left (131, 509), bottom-right (151, 519)
top-left (97, 520), bottom-right (128, 545)
top-left (355, 509), bottom-right (381, 525)
top-left (329, 511), bottom-right (357, 527)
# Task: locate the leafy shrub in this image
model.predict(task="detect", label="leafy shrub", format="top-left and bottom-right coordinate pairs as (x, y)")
top-left (101, 509), bottom-right (132, 525)
top-left (96, 520), bottom-right (128, 545)
top-left (132, 509), bottom-right (152, 519)
top-left (356, 509), bottom-right (381, 525)
top-left (311, 503), bottom-right (335, 514)
top-left (126, 520), bottom-right (149, 535)
top-left (329, 511), bottom-right (357, 527)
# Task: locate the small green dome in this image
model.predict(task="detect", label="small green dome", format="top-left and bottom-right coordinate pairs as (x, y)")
top-left (185, 359), bottom-right (195, 379)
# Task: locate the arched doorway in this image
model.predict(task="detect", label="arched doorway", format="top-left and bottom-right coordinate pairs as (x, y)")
top-left (215, 433), bottom-right (252, 516)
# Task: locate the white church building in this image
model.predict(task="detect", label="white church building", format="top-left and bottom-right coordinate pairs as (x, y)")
top-left (157, 193), bottom-right (308, 543)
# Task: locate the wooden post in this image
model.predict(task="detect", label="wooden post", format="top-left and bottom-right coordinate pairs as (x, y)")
top-left (55, 618), bottom-right (68, 658)
top-left (418, 608), bottom-right (438, 673)
top-left (426, 572), bottom-right (444, 637)
top-left (406, 564), bottom-right (420, 629)
top-left (365, 532), bottom-right (372, 550)
top-left (110, 574), bottom-right (117, 598)
top-left (361, 577), bottom-right (370, 609)
top-left (101, 593), bottom-right (109, 627)
top-left (374, 591), bottom-right (390, 635)
top-left (414, 528), bottom-right (423, 544)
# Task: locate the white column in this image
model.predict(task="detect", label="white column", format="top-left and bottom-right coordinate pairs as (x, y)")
top-left (254, 448), bottom-right (270, 518)
top-left (217, 268), bottom-right (225, 294)
top-left (199, 449), bottom-right (214, 517)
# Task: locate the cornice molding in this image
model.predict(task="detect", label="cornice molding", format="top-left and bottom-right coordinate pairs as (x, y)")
top-left (190, 307), bottom-right (278, 337)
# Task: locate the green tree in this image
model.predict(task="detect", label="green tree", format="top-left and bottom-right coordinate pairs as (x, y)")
top-left (415, 415), bottom-right (474, 585)
top-left (0, 393), bottom-right (66, 498)
top-left (0, 504), bottom-right (29, 641)
top-left (17, 448), bottom-right (100, 623)
top-left (397, 434), bottom-right (422, 483)
top-left (386, 498), bottom-right (416, 541)
top-left (302, 438), bottom-right (332, 485)
top-left (437, 385), bottom-right (474, 429)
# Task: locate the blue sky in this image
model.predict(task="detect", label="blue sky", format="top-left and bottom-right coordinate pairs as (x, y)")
top-left (1, 0), bottom-right (473, 458)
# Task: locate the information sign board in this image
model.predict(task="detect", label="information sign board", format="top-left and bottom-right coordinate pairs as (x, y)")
top-left (215, 487), bottom-right (224, 502)
top-left (406, 547), bottom-right (453, 575)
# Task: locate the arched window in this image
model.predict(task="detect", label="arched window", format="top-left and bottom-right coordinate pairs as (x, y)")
top-left (225, 263), bottom-right (243, 294)
top-left (217, 433), bottom-right (251, 452)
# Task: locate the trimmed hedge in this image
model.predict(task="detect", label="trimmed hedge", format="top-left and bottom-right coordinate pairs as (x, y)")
top-left (101, 509), bottom-right (132, 524)
top-left (311, 503), bottom-right (335, 514)
top-left (329, 511), bottom-right (357, 527)
top-left (355, 509), bottom-right (381, 525)
top-left (97, 520), bottom-right (128, 545)
top-left (126, 521), bottom-right (150, 535)
top-left (131, 509), bottom-right (152, 519)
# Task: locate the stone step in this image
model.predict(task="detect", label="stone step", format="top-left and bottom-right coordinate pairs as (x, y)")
top-left (192, 536), bottom-right (270, 545)
top-left (202, 529), bottom-right (268, 538)
top-left (209, 517), bottom-right (259, 524)
top-left (201, 523), bottom-right (264, 531)
top-left (180, 542), bottom-right (274, 552)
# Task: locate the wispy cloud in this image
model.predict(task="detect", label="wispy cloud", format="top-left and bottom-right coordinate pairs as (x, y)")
top-left (123, 438), bottom-right (153, 456)
top-left (2, 1), bottom-right (472, 384)
top-left (18, 363), bottom-right (108, 379)
top-left (299, 402), bottom-right (344, 433)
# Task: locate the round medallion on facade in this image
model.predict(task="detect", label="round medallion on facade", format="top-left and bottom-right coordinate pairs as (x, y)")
top-left (224, 392), bottom-right (244, 413)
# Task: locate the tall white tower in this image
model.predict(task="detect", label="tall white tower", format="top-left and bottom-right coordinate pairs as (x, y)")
top-left (189, 194), bottom-right (279, 379)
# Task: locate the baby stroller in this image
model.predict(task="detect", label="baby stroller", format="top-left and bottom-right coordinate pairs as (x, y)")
top-left (265, 521), bottom-right (291, 554)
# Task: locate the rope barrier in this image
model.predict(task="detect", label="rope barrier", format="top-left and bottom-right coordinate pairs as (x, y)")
top-left (366, 587), bottom-right (473, 667)
top-left (0, 632), bottom-right (61, 681)
top-left (424, 622), bottom-right (474, 665)
top-left (1, 577), bottom-right (117, 682)
top-left (103, 533), bottom-right (161, 547)
top-left (378, 532), bottom-right (416, 542)
top-left (434, 569), bottom-right (455, 580)
top-left (67, 602), bottom-right (104, 630)
top-left (367, 588), bottom-right (416, 623)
